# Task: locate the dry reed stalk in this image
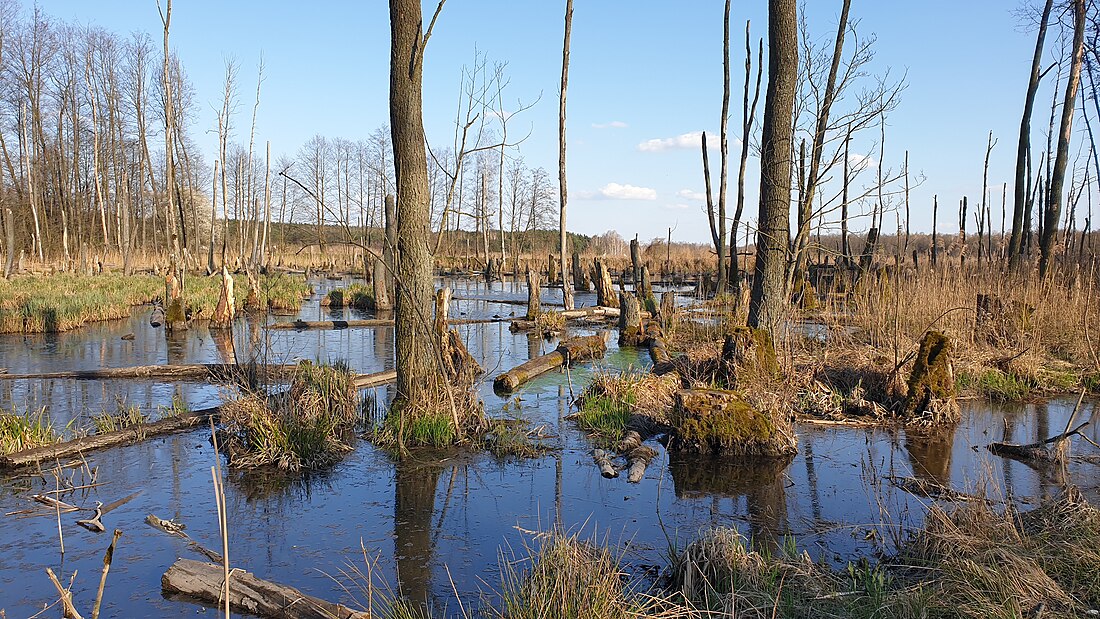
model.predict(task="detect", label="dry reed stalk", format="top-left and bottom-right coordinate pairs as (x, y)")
top-left (90, 529), bottom-right (122, 619)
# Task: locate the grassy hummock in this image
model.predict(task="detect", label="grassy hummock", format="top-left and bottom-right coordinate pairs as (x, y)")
top-left (221, 360), bottom-right (360, 471)
top-left (322, 283), bottom-right (375, 310)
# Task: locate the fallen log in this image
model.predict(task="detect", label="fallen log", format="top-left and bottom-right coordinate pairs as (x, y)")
top-left (267, 317), bottom-right (511, 330)
top-left (626, 446), bottom-right (658, 483)
top-left (0, 364), bottom-right (296, 382)
top-left (0, 406), bottom-right (219, 471)
top-left (593, 449), bottom-right (618, 478)
top-left (493, 334), bottom-right (607, 394)
top-left (453, 295), bottom-right (565, 308)
top-left (353, 370), bottom-right (397, 389)
top-left (988, 391), bottom-right (1091, 465)
top-left (162, 558), bottom-right (369, 619)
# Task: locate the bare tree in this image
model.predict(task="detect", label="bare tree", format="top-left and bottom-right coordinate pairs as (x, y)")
top-left (1041, 0), bottom-right (1085, 277)
top-left (558, 0), bottom-right (575, 310)
top-left (1010, 0), bottom-right (1055, 266)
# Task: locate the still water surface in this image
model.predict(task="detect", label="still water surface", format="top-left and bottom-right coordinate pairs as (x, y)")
top-left (0, 277), bottom-right (1096, 617)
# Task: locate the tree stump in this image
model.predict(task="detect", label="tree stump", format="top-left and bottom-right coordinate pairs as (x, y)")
top-left (630, 236), bottom-right (642, 290)
top-left (593, 259), bottom-right (618, 308)
top-left (572, 250), bottom-right (590, 291)
top-left (372, 257), bottom-right (391, 311)
top-left (548, 254), bottom-right (559, 285)
top-left (668, 388), bottom-right (796, 457)
top-left (210, 266), bottom-right (236, 330)
top-left (903, 330), bottom-right (958, 422)
top-left (525, 268), bottom-right (541, 320)
top-left (660, 291), bottom-right (678, 332)
top-left (244, 269), bottom-right (262, 312)
top-left (618, 293), bottom-right (643, 346)
top-left (164, 259), bottom-right (188, 332)
top-left (640, 265), bottom-right (656, 313)
top-left (720, 326), bottom-right (779, 386)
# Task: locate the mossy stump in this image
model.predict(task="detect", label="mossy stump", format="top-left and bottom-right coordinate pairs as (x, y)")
top-left (903, 330), bottom-right (959, 423)
top-left (719, 326), bottom-right (779, 387)
top-left (668, 388), bottom-right (796, 457)
top-left (793, 276), bottom-right (818, 311)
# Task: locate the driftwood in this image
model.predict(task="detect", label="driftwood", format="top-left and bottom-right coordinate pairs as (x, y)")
top-left (162, 558), bottom-right (369, 619)
top-left (988, 391), bottom-right (1092, 465)
top-left (76, 501), bottom-right (105, 532)
top-left (494, 335), bottom-right (607, 393)
top-left (627, 446), bottom-right (658, 483)
top-left (146, 515), bottom-right (224, 563)
top-left (353, 370), bottom-right (397, 389)
top-left (453, 296), bottom-right (565, 309)
top-left (0, 406), bottom-right (220, 470)
top-left (593, 449), bottom-right (618, 478)
top-left (0, 364), bottom-right (295, 382)
top-left (267, 317), bottom-right (510, 330)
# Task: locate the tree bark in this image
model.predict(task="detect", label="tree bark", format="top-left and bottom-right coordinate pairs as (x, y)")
top-left (747, 0), bottom-right (797, 332)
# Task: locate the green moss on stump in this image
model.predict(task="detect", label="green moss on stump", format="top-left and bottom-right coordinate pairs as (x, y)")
top-left (720, 327), bottom-right (780, 387)
top-left (669, 388), bottom-right (796, 457)
top-left (904, 330), bottom-right (958, 421)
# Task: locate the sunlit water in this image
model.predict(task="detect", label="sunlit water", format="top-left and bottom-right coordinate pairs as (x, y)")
top-left (0, 276), bottom-right (1096, 617)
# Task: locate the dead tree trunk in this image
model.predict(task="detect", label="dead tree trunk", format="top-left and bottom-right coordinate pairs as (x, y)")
top-left (525, 267), bottom-right (541, 320)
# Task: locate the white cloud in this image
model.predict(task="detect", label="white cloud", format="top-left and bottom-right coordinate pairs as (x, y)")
top-left (637, 130), bottom-right (718, 152)
top-left (677, 189), bottom-right (707, 202)
top-left (665, 203), bottom-right (692, 210)
top-left (580, 182), bottom-right (657, 201)
top-left (592, 120), bottom-right (628, 129)
top-left (848, 153), bottom-right (877, 170)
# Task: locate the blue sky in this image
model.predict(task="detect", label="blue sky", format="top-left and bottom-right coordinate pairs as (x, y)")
top-left (47, 1), bottom-right (1061, 244)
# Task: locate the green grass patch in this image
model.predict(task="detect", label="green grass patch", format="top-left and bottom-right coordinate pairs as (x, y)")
top-left (956, 369), bottom-right (1035, 401)
top-left (0, 406), bottom-right (62, 455)
top-left (181, 273), bottom-right (310, 317)
top-left (92, 398), bottom-right (147, 434)
top-left (574, 393), bottom-right (633, 444)
top-left (322, 283), bottom-right (374, 310)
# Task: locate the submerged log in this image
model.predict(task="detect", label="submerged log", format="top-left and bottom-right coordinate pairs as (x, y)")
top-left (627, 445), bottom-right (658, 483)
top-left (353, 370), bottom-right (398, 389)
top-left (0, 406), bottom-right (220, 470)
top-left (493, 334), bottom-right (607, 393)
top-left (162, 558), bottom-right (369, 619)
top-left (267, 317), bottom-right (510, 330)
top-left (0, 363), bottom-right (295, 382)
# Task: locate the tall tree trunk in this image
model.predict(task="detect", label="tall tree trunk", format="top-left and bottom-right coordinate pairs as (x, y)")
top-left (1040, 0), bottom-right (1085, 277)
top-left (388, 0), bottom-right (444, 405)
top-left (1010, 0), bottom-right (1054, 267)
top-left (558, 0), bottom-right (575, 310)
top-left (747, 0), bottom-right (797, 332)
top-left (159, 0), bottom-right (182, 261)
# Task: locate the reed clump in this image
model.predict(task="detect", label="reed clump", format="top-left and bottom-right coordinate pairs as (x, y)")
top-left (221, 360), bottom-right (360, 471)
top-left (495, 531), bottom-right (642, 619)
top-left (576, 369), bottom-right (679, 444)
top-left (0, 406), bottom-right (62, 455)
top-left (321, 283), bottom-right (375, 311)
top-left (181, 273), bottom-right (309, 318)
top-left (92, 398), bottom-right (147, 434)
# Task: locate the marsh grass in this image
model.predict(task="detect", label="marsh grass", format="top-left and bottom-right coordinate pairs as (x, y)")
top-left (92, 397), bottom-right (147, 434)
top-left (322, 283), bottom-right (374, 310)
top-left (221, 360), bottom-right (360, 471)
top-left (0, 406), bottom-right (61, 455)
top-left (183, 273), bottom-right (309, 318)
top-left (575, 369), bottom-right (679, 446)
top-left (494, 531), bottom-right (644, 619)
top-left (0, 273), bottom-right (160, 333)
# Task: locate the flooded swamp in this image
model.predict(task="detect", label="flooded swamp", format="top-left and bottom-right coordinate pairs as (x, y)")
top-left (1, 276), bottom-right (1097, 617)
